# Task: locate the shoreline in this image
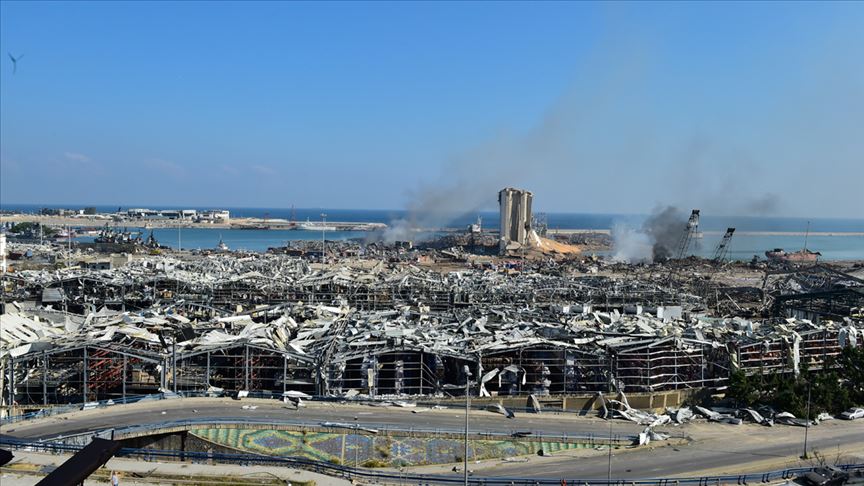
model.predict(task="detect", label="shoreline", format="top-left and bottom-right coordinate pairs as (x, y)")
top-left (2, 214), bottom-right (863, 237)
top-left (548, 229), bottom-right (864, 237)
top-left (0, 214), bottom-right (385, 231)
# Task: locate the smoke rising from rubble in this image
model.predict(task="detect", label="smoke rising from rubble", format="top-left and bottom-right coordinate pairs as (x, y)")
top-left (376, 97), bottom-right (572, 243)
top-left (611, 224), bottom-right (653, 263)
top-left (372, 11), bottom-right (863, 242)
top-left (744, 193), bottom-right (783, 215)
top-left (376, 39), bottom-right (635, 243)
top-left (613, 206), bottom-right (688, 263)
top-left (377, 180), bottom-right (496, 243)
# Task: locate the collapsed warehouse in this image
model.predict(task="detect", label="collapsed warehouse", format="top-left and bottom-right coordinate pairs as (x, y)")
top-left (2, 245), bottom-right (862, 413)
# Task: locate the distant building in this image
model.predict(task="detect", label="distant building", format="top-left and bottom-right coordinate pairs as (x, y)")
top-left (126, 208), bottom-right (160, 219)
top-left (498, 187), bottom-right (533, 254)
top-left (40, 208), bottom-right (78, 216)
top-left (124, 208), bottom-right (228, 221)
top-left (0, 233), bottom-right (7, 273)
top-left (198, 210), bottom-right (230, 222)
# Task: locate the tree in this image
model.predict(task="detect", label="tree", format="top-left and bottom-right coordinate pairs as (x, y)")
top-left (834, 346), bottom-right (864, 405)
top-left (727, 370), bottom-right (760, 407)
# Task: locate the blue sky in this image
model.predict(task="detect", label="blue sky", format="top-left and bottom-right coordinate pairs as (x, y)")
top-left (1, 1), bottom-right (862, 218)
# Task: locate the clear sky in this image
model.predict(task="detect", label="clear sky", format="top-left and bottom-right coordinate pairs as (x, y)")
top-left (1, 1), bottom-right (862, 218)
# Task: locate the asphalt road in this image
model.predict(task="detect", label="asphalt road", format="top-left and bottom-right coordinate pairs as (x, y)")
top-left (1, 397), bottom-right (646, 440)
top-left (468, 424), bottom-right (864, 479)
top-left (2, 397), bottom-right (863, 480)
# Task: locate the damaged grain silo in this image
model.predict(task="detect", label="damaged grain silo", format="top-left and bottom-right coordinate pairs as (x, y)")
top-left (499, 187), bottom-right (533, 254)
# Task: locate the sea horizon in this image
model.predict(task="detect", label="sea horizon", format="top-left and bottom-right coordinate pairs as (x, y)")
top-left (3, 203), bottom-right (863, 233)
top-left (4, 203), bottom-right (863, 260)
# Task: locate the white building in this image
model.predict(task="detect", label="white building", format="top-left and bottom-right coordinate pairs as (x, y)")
top-left (199, 210), bottom-right (230, 222)
top-left (0, 233), bottom-right (7, 273)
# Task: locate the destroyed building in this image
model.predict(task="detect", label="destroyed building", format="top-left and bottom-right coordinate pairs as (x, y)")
top-left (499, 187), bottom-right (533, 254)
top-left (1, 241), bottom-right (861, 414)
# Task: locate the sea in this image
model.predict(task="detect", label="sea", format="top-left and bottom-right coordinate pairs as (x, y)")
top-left (3, 204), bottom-right (863, 261)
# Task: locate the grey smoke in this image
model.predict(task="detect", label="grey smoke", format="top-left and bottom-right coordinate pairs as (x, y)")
top-left (377, 93), bottom-right (575, 243)
top-left (744, 193), bottom-right (782, 215)
top-left (378, 181), bottom-right (491, 242)
top-left (611, 224), bottom-right (653, 263)
top-left (613, 206), bottom-right (688, 263)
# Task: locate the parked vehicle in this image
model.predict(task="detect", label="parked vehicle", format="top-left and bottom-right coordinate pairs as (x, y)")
top-left (839, 407), bottom-right (864, 420)
top-left (800, 466), bottom-right (849, 486)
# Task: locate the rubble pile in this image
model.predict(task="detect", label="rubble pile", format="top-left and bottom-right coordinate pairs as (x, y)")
top-left (1, 241), bottom-right (861, 410)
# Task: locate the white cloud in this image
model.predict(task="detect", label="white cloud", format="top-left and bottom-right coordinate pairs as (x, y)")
top-left (251, 164), bottom-right (277, 176)
top-left (64, 152), bottom-right (92, 163)
top-left (145, 158), bottom-right (185, 176)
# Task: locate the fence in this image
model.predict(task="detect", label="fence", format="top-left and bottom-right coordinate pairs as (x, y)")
top-left (37, 417), bottom-right (641, 447)
top-left (2, 436), bottom-right (862, 486)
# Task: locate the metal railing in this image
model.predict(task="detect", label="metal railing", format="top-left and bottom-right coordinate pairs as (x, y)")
top-left (1, 393), bottom-right (167, 425)
top-left (1, 436), bottom-right (862, 486)
top-left (45, 417), bottom-right (637, 446)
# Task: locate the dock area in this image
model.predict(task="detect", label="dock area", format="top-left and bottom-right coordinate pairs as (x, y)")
top-left (0, 213), bottom-right (387, 232)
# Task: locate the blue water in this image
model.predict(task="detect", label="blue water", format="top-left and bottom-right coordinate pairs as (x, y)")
top-left (4, 204), bottom-right (863, 260)
top-left (78, 228), bottom-right (370, 252)
top-left (4, 203), bottom-right (863, 232)
top-left (657, 234), bottom-right (864, 262)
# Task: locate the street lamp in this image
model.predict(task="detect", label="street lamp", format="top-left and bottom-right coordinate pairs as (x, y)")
top-left (463, 364), bottom-right (472, 486)
top-left (354, 416), bottom-right (359, 467)
top-left (607, 416), bottom-right (613, 482)
top-left (802, 381), bottom-right (812, 459)
top-left (320, 213), bottom-right (327, 264)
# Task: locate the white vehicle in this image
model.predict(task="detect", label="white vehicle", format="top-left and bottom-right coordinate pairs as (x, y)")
top-left (839, 407), bottom-right (864, 420)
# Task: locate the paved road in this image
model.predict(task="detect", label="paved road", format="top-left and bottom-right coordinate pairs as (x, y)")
top-left (1, 397), bottom-right (646, 440)
top-left (467, 423), bottom-right (864, 479)
top-left (3, 397), bottom-right (863, 480)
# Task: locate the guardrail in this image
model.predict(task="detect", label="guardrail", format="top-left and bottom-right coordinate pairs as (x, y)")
top-left (103, 417), bottom-right (638, 445)
top-left (2, 393), bottom-right (653, 445)
top-left (1, 391), bottom-right (601, 425)
top-left (1, 393), bottom-right (167, 425)
top-left (1, 437), bottom-right (862, 486)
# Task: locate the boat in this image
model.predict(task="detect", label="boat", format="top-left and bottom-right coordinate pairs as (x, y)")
top-left (765, 248), bottom-right (821, 262)
top-left (299, 222), bottom-right (336, 231)
top-left (94, 223), bottom-right (142, 244)
top-left (765, 222), bottom-right (820, 263)
top-left (53, 228), bottom-right (77, 240)
top-left (217, 235), bottom-right (229, 251)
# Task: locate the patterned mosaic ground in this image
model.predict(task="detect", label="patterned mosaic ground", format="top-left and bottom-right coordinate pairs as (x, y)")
top-left (189, 427), bottom-right (591, 466)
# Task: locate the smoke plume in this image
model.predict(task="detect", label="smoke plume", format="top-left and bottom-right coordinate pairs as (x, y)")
top-left (744, 193), bottom-right (782, 216)
top-left (613, 206), bottom-right (688, 263)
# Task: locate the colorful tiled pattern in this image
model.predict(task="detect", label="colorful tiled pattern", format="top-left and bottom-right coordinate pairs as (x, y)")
top-left (189, 428), bottom-right (591, 467)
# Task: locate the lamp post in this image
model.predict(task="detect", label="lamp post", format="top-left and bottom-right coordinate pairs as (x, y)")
top-left (607, 417), bottom-right (613, 482)
top-left (354, 416), bottom-right (359, 468)
top-left (320, 213), bottom-right (327, 264)
top-left (802, 381), bottom-right (812, 459)
top-left (463, 364), bottom-right (472, 486)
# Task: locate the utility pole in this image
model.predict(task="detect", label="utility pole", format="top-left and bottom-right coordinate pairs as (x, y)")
top-left (66, 225), bottom-right (71, 268)
top-left (172, 337), bottom-right (177, 393)
top-left (463, 364), bottom-right (472, 486)
top-left (178, 221), bottom-right (182, 252)
top-left (321, 213), bottom-right (327, 265)
top-left (607, 417), bottom-right (613, 482)
top-left (354, 416), bottom-right (359, 468)
top-left (802, 382), bottom-right (811, 459)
